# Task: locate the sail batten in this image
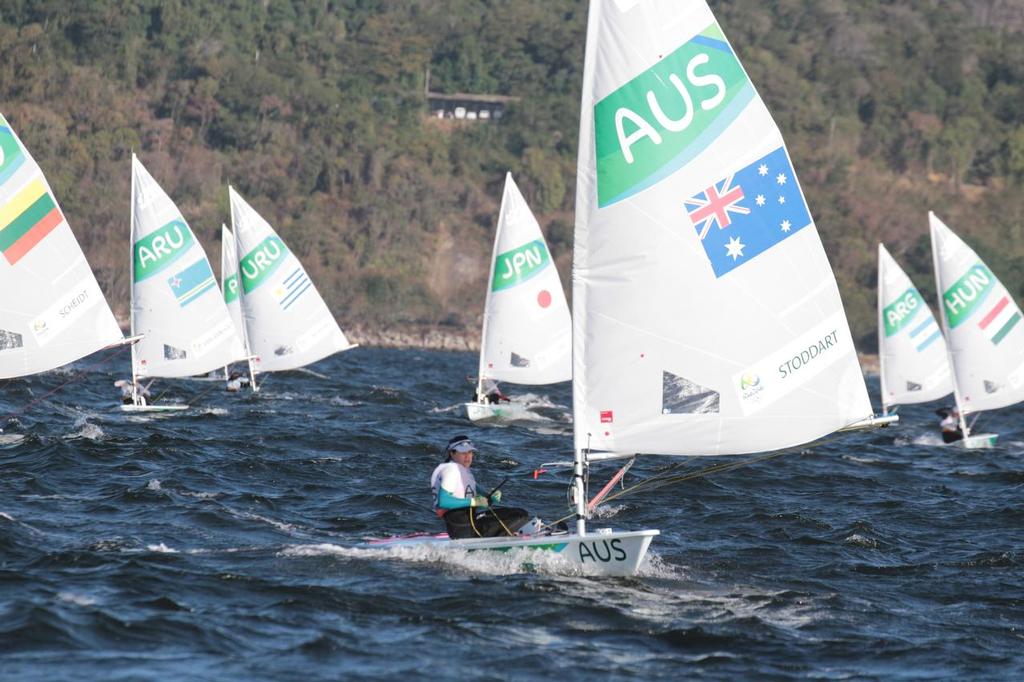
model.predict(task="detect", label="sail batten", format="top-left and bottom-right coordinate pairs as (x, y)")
top-left (478, 173), bottom-right (571, 386)
top-left (0, 113), bottom-right (123, 378)
top-left (572, 0), bottom-right (872, 457)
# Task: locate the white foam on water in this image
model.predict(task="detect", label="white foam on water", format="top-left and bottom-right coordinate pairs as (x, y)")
top-left (280, 541), bottom-right (593, 577)
top-left (911, 433), bottom-right (946, 446)
top-left (57, 591), bottom-right (97, 606)
top-left (235, 511), bottom-right (303, 534)
top-left (193, 407), bottom-right (228, 416)
top-left (844, 533), bottom-right (878, 548)
top-left (591, 504), bottom-right (627, 519)
top-left (146, 543), bottom-right (178, 553)
top-left (330, 397), bottom-right (362, 407)
top-left (146, 479), bottom-right (162, 491)
top-left (0, 433), bottom-right (26, 445)
top-left (64, 422), bottom-right (105, 441)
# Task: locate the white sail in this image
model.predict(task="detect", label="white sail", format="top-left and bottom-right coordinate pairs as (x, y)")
top-left (228, 186), bottom-right (355, 372)
top-left (929, 212), bottom-right (1024, 414)
top-left (572, 0), bottom-right (872, 457)
top-left (130, 155), bottom-right (244, 378)
top-left (877, 243), bottom-right (952, 411)
top-left (0, 113), bottom-right (122, 378)
top-left (220, 224), bottom-right (249, 361)
top-left (478, 173), bottom-right (571, 386)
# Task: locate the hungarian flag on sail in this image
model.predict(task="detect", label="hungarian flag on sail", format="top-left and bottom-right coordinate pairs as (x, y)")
top-left (977, 294), bottom-right (1022, 345)
top-left (166, 258), bottom-right (216, 307)
top-left (0, 176), bottom-right (64, 265)
top-left (686, 146), bottom-right (811, 278)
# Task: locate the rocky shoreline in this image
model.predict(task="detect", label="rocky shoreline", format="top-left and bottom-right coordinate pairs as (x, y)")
top-left (345, 325), bottom-right (883, 377)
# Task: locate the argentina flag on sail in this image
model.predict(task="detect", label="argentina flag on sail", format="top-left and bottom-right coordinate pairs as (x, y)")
top-left (685, 146), bottom-right (812, 278)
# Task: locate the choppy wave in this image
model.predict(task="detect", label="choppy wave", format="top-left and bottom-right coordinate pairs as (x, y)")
top-left (0, 348), bottom-right (1022, 680)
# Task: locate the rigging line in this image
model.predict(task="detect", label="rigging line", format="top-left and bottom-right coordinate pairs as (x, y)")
top-left (0, 343), bottom-right (131, 423)
top-left (542, 430), bottom-right (852, 531)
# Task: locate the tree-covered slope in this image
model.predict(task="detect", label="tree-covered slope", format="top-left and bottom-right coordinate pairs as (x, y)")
top-left (2, 0), bottom-right (1023, 350)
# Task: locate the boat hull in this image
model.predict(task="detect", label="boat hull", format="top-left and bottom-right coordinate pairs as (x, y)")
top-left (119, 404), bottom-right (189, 413)
top-left (464, 401), bottom-right (532, 423)
top-left (953, 433), bottom-right (998, 449)
top-left (365, 528), bottom-right (659, 576)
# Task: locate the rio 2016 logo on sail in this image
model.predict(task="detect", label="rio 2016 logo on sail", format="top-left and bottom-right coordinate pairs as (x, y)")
top-left (593, 24), bottom-right (753, 207)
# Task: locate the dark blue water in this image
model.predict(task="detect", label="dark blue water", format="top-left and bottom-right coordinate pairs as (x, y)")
top-left (1, 346), bottom-right (1022, 680)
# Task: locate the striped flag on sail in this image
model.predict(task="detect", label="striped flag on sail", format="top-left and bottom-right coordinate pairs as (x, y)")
top-left (977, 294), bottom-right (1022, 346)
top-left (166, 259), bottom-right (217, 307)
top-left (907, 315), bottom-right (942, 353)
top-left (0, 177), bottom-right (64, 265)
top-left (271, 267), bottom-right (312, 310)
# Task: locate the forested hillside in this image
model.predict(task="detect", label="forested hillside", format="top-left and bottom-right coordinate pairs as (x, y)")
top-left (2, 0), bottom-right (1024, 350)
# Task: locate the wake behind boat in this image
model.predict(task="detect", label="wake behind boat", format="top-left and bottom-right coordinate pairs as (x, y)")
top-left (363, 528), bottom-right (658, 577)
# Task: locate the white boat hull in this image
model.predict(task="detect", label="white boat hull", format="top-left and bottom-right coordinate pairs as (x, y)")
top-left (464, 401), bottom-right (533, 423)
top-left (119, 403), bottom-right (189, 413)
top-left (365, 529), bottom-right (659, 576)
top-left (953, 433), bottom-right (998, 449)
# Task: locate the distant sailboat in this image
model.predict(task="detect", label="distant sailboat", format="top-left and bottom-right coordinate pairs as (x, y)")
top-left (0, 113), bottom-right (125, 379)
top-left (877, 243), bottom-right (953, 415)
top-left (126, 155), bottom-right (246, 411)
top-left (228, 186), bottom-right (356, 387)
top-left (929, 212), bottom-right (1024, 448)
top-left (369, 0), bottom-right (891, 575)
top-left (464, 172), bottom-right (571, 422)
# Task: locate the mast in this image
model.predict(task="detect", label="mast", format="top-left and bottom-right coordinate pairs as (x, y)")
top-left (475, 174), bottom-right (509, 403)
top-left (877, 244), bottom-right (888, 417)
top-left (230, 216), bottom-right (260, 393)
top-left (929, 214), bottom-right (970, 438)
top-left (129, 155), bottom-right (139, 405)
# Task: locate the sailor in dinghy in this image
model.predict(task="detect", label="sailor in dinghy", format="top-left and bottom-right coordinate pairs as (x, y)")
top-left (431, 435), bottom-right (530, 538)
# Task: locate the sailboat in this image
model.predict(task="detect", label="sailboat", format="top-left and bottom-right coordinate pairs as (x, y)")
top-left (0, 113), bottom-right (126, 379)
top-left (928, 212), bottom-right (1024, 448)
top-left (125, 155), bottom-right (246, 411)
top-left (368, 0), bottom-right (890, 576)
top-left (220, 223), bottom-right (255, 385)
top-left (877, 243), bottom-right (953, 415)
top-left (227, 186), bottom-right (356, 388)
top-left (464, 172), bottom-right (571, 422)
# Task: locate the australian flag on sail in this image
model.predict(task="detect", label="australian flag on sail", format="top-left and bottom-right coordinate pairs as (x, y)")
top-left (685, 146), bottom-right (811, 278)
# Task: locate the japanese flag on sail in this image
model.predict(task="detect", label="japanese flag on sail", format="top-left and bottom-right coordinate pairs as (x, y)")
top-left (978, 294), bottom-right (1022, 346)
top-left (686, 146), bottom-right (811, 278)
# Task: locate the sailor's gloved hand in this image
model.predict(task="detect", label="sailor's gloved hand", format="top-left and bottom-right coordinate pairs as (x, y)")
top-left (489, 490), bottom-right (502, 505)
top-left (470, 495), bottom-right (489, 508)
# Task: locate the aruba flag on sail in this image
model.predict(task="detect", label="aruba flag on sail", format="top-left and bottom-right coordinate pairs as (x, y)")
top-left (166, 258), bottom-right (216, 307)
top-left (0, 176), bottom-right (64, 265)
top-left (686, 146), bottom-right (811, 278)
